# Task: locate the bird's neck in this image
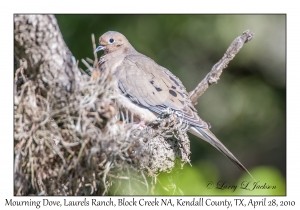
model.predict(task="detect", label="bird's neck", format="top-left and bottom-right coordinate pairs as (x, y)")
top-left (123, 45), bottom-right (137, 55)
top-left (103, 46), bottom-right (137, 60)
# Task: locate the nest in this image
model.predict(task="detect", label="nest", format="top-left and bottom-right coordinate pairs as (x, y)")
top-left (14, 59), bottom-right (191, 195)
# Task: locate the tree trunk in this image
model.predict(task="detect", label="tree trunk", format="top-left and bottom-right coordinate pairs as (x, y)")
top-left (14, 14), bottom-right (190, 195)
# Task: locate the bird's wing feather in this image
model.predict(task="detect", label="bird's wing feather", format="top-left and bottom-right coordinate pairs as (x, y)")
top-left (115, 53), bottom-right (209, 128)
top-left (189, 126), bottom-right (255, 180)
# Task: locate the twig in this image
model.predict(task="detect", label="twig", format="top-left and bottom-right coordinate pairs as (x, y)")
top-left (107, 174), bottom-right (129, 180)
top-left (189, 30), bottom-right (254, 105)
top-left (14, 59), bottom-right (28, 85)
top-left (81, 59), bottom-right (94, 75)
top-left (102, 161), bottom-right (112, 195)
top-left (92, 34), bottom-right (98, 68)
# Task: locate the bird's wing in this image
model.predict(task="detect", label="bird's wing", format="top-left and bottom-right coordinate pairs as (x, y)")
top-left (114, 53), bottom-right (254, 179)
top-left (114, 53), bottom-right (209, 128)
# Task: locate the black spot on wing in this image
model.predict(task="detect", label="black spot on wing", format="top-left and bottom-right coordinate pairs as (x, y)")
top-left (169, 89), bottom-right (177, 97)
top-left (169, 76), bottom-right (180, 86)
top-left (177, 91), bottom-right (185, 98)
top-left (118, 82), bottom-right (126, 93)
top-left (150, 80), bottom-right (163, 92)
top-left (171, 85), bottom-right (176, 89)
top-left (178, 99), bottom-right (185, 105)
top-left (152, 92), bottom-right (155, 95)
top-left (123, 93), bottom-right (139, 105)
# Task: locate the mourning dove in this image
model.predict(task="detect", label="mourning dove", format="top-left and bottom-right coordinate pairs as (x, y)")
top-left (95, 31), bottom-right (253, 179)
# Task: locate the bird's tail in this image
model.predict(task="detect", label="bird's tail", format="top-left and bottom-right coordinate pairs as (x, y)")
top-left (189, 126), bottom-right (255, 180)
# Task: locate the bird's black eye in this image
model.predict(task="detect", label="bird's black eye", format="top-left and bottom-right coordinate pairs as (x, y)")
top-left (109, 38), bottom-right (114, 43)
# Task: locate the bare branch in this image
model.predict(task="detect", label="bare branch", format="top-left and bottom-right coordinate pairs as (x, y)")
top-left (189, 30), bottom-right (254, 105)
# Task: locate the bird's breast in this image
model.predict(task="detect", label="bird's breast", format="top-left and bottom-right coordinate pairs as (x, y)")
top-left (101, 55), bottom-right (125, 74)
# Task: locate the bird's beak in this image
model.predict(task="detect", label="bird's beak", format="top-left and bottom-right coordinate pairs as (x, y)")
top-left (94, 45), bottom-right (105, 53)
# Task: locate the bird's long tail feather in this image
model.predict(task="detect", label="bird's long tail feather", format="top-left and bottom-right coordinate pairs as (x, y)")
top-left (189, 126), bottom-right (255, 180)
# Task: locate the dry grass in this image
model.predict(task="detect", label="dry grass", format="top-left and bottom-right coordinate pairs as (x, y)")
top-left (14, 57), bottom-right (190, 195)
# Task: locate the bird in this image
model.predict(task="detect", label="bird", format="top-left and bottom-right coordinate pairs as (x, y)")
top-left (94, 31), bottom-right (254, 179)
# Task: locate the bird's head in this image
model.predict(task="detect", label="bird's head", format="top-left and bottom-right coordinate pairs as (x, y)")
top-left (95, 31), bottom-right (134, 55)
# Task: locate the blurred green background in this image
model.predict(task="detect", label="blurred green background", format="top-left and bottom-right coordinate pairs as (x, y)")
top-left (55, 15), bottom-right (286, 195)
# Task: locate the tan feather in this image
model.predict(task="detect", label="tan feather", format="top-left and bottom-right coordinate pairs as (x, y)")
top-left (95, 31), bottom-right (254, 179)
